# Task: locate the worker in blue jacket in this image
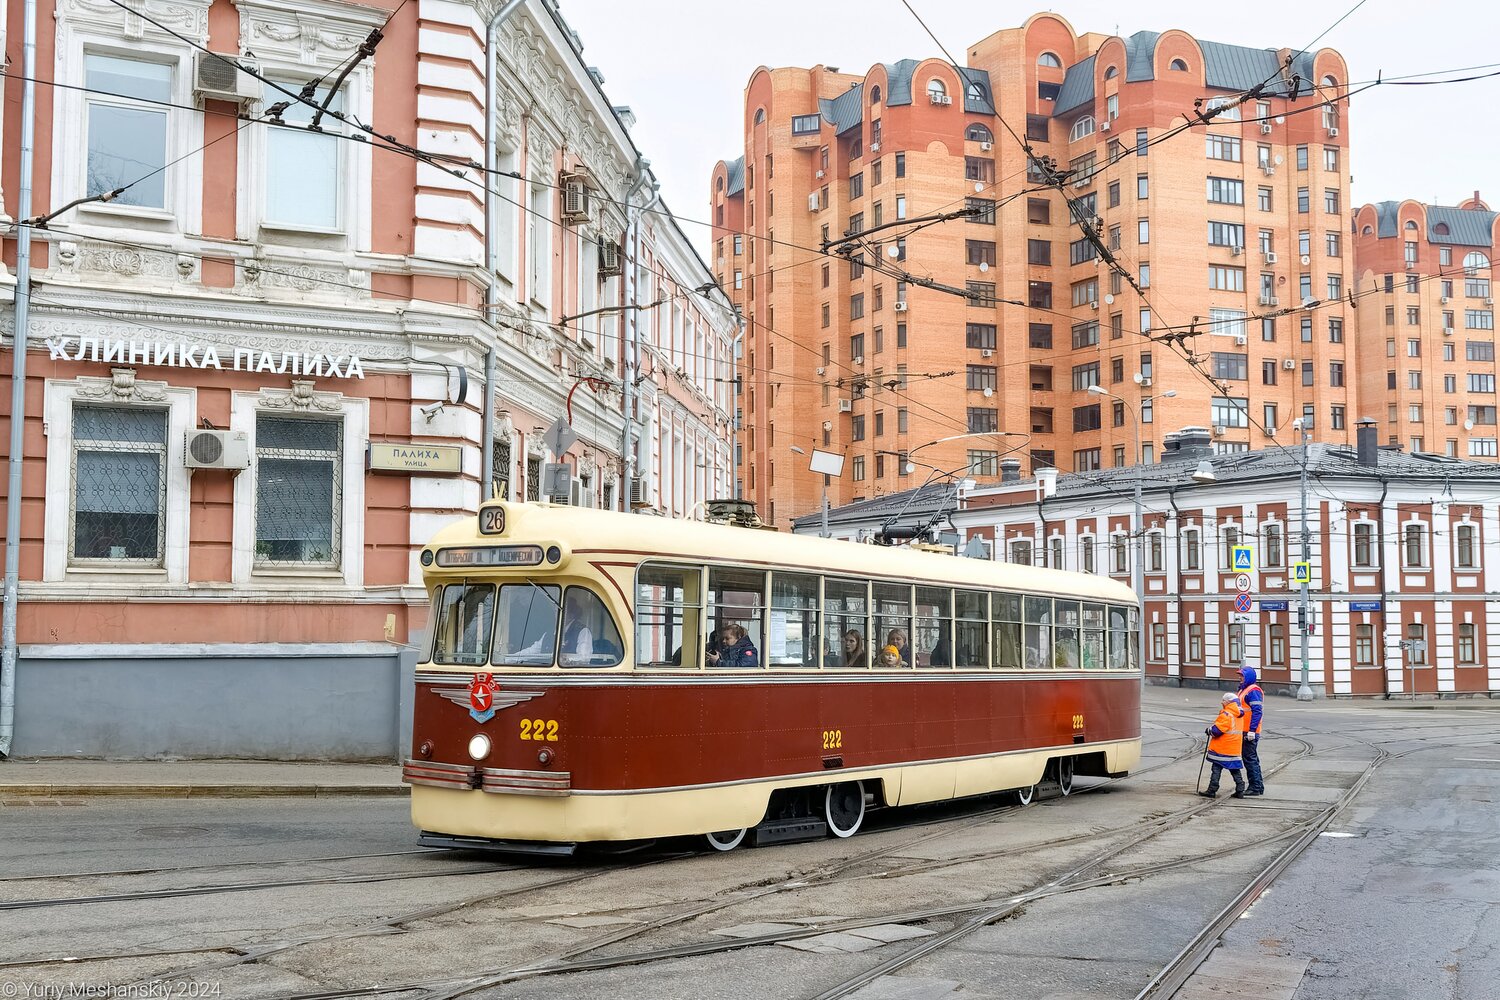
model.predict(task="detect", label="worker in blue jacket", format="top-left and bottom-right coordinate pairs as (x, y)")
top-left (1238, 666), bottom-right (1266, 796)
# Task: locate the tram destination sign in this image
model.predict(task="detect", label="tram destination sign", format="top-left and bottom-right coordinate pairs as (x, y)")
top-left (44, 335), bottom-right (366, 378)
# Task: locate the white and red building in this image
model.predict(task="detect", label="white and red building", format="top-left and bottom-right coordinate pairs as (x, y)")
top-left (800, 423), bottom-right (1500, 698)
top-left (0, 0), bottom-right (734, 757)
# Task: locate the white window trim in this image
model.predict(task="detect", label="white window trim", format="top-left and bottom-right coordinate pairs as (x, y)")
top-left (1146, 528), bottom-right (1166, 573)
top-left (43, 374), bottom-right (196, 584)
top-left (1400, 518), bottom-right (1429, 569)
top-left (53, 4), bottom-right (211, 234)
top-left (1260, 519), bottom-right (1285, 567)
top-left (1180, 527), bottom-right (1201, 571)
top-left (1351, 517), bottom-right (1379, 568)
top-left (1454, 518), bottom-right (1480, 570)
top-left (1078, 533), bottom-right (1096, 573)
top-left (230, 385), bottom-right (368, 586)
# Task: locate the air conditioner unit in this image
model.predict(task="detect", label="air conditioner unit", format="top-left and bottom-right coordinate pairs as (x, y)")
top-left (1406, 261), bottom-right (1415, 270)
top-left (1328, 126), bottom-right (1339, 137)
top-left (1090, 300), bottom-right (1099, 310)
top-left (1266, 424), bottom-right (1277, 436)
top-left (1231, 245), bottom-right (1243, 256)
top-left (977, 141), bottom-right (992, 153)
top-left (1262, 164), bottom-right (1276, 176)
top-left (193, 51), bottom-right (261, 103)
top-left (1264, 251), bottom-right (1278, 264)
top-left (1213, 424), bottom-right (1227, 437)
top-left (808, 193), bottom-right (820, 212)
top-left (1234, 334), bottom-right (1248, 346)
top-left (929, 93), bottom-right (947, 105)
top-left (598, 238), bottom-right (623, 276)
top-left (1139, 376), bottom-right (1152, 387)
top-left (1282, 358), bottom-right (1297, 370)
top-left (1072, 178), bottom-right (1090, 189)
top-left (569, 478), bottom-right (594, 508)
top-left (851, 356), bottom-right (864, 366)
top-left (980, 349), bottom-right (994, 358)
top-left (184, 429), bottom-right (250, 470)
top-left (1441, 295), bottom-right (1450, 304)
top-left (560, 173), bottom-right (591, 224)
top-left (1260, 294), bottom-right (1279, 306)
top-left (628, 476), bottom-right (647, 507)
top-left (1099, 120), bottom-right (1111, 132)
top-left (941, 94), bottom-right (953, 105)
top-left (837, 399), bottom-right (854, 412)
top-left (870, 142), bottom-right (881, 152)
top-left (1300, 255), bottom-right (1311, 266)
top-left (893, 301), bottom-right (908, 312)
top-left (1443, 326), bottom-right (1455, 336)
top-left (1260, 122), bottom-right (1273, 134)
top-left (1488, 297), bottom-right (1495, 306)
top-left (1466, 267), bottom-right (1478, 277)
top-left (815, 366), bottom-right (826, 375)
top-left (816, 169), bottom-right (826, 179)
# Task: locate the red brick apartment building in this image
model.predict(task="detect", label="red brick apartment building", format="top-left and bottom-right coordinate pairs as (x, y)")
top-left (712, 13), bottom-right (1353, 525)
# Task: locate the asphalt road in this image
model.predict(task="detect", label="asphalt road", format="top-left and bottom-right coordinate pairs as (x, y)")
top-left (1, 688), bottom-right (1495, 1000)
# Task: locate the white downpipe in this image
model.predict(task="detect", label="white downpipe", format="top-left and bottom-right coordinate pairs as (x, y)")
top-left (620, 173), bottom-right (659, 509)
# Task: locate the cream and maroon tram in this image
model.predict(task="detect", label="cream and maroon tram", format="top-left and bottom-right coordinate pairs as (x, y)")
top-left (403, 500), bottom-right (1141, 852)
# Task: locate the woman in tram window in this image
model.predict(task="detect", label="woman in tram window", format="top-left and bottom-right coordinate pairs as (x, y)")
top-left (885, 628), bottom-right (910, 667)
top-left (840, 629), bottom-right (868, 668)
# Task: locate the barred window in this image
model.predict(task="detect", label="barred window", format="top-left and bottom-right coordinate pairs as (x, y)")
top-left (526, 455), bottom-right (542, 501)
top-left (255, 415), bottom-right (342, 568)
top-left (491, 437), bottom-right (512, 500)
top-left (71, 405), bottom-right (168, 565)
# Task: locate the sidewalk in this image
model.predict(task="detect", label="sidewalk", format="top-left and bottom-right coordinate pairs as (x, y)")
top-left (0, 759), bottom-right (407, 798)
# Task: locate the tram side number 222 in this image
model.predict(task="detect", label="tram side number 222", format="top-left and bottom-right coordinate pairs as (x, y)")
top-left (821, 729), bottom-right (844, 750)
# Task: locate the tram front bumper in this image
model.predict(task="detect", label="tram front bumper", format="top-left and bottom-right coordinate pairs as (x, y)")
top-left (402, 759), bottom-right (572, 796)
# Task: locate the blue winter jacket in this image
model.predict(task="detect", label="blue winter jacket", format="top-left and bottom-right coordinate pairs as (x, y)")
top-left (716, 635), bottom-right (759, 668)
top-left (1239, 666), bottom-right (1264, 732)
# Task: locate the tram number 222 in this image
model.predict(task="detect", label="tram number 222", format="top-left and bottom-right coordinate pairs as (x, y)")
top-left (519, 719), bottom-right (559, 742)
top-left (821, 729), bottom-right (844, 750)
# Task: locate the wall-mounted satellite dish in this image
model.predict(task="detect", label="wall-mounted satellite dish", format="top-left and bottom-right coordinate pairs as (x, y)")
top-left (1275, 115), bottom-right (1285, 124)
top-left (1274, 154), bottom-right (1284, 165)
top-left (1104, 294), bottom-right (1115, 305)
top-left (979, 261), bottom-right (989, 272)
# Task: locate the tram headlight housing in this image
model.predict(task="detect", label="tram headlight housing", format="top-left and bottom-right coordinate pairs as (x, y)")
top-left (467, 734), bottom-right (492, 761)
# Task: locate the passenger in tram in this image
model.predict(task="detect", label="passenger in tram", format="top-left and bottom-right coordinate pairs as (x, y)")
top-left (556, 590), bottom-right (595, 666)
top-left (885, 629), bottom-right (910, 667)
top-left (707, 623), bottom-right (759, 667)
top-left (877, 644), bottom-right (904, 669)
top-left (928, 635), bottom-right (951, 666)
top-left (839, 629), bottom-right (868, 668)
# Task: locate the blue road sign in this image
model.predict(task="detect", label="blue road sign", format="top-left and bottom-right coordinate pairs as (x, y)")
top-left (1231, 545), bottom-right (1255, 572)
top-left (1349, 601), bottom-right (1382, 612)
top-left (1234, 592), bottom-right (1253, 613)
top-left (1259, 600), bottom-right (1289, 611)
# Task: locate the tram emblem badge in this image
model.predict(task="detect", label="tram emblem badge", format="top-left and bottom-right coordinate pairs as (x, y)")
top-left (468, 673), bottom-right (498, 723)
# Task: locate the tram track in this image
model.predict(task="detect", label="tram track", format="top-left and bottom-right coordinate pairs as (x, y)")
top-left (0, 848), bottom-right (447, 884)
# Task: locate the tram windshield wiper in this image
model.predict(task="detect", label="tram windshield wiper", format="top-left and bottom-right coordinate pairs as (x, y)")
top-left (525, 578), bottom-right (562, 612)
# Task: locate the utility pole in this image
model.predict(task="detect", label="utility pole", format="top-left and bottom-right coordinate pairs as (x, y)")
top-left (1296, 419), bottom-right (1314, 701)
top-left (1, 0), bottom-right (39, 758)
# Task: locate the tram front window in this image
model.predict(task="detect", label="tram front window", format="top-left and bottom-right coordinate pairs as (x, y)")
top-left (431, 583), bottom-right (495, 666)
top-left (494, 583), bottom-right (560, 666)
top-left (560, 586), bottom-right (624, 667)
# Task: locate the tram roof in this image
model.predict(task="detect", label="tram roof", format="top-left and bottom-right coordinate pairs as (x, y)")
top-left (427, 502), bottom-right (1138, 605)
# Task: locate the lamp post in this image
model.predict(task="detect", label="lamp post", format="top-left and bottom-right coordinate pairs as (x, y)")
top-left (1087, 385), bottom-right (1175, 675)
top-left (1292, 418), bottom-right (1314, 701)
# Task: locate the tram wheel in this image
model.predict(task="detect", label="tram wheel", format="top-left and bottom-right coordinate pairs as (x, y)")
top-left (704, 828), bottom-right (749, 852)
top-left (1056, 756), bottom-right (1075, 797)
top-left (1016, 783), bottom-right (1037, 806)
top-left (825, 781), bottom-right (866, 838)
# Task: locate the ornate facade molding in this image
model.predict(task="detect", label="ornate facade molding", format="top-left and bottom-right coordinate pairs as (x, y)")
top-left (61, 0), bottom-right (210, 43)
top-left (235, 0), bottom-right (388, 69)
top-left (257, 379), bottom-right (342, 412)
top-left (72, 368), bottom-right (170, 403)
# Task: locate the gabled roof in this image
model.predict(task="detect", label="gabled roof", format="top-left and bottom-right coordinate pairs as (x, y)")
top-left (819, 84), bottom-right (864, 134)
top-left (1123, 31), bottom-right (1160, 82)
top-left (1109, 30), bottom-right (1313, 97)
top-left (959, 67), bottom-right (995, 113)
top-left (1054, 54), bottom-right (1096, 115)
top-left (724, 156), bottom-right (744, 196)
top-left (1371, 201), bottom-right (1497, 247)
top-left (882, 59), bottom-right (920, 106)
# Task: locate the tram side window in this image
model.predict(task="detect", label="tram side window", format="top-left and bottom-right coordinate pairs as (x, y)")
top-left (431, 583), bottom-right (495, 666)
top-left (874, 583), bottom-right (913, 667)
top-left (494, 584), bottom-right (560, 666)
top-left (636, 563), bottom-right (702, 667)
top-left (1108, 605), bottom-right (1135, 669)
top-left (955, 590), bottom-right (988, 668)
top-left (914, 586), bottom-right (951, 667)
top-left (559, 586), bottom-right (624, 667)
top-left (993, 593), bottom-right (1023, 669)
top-left (1082, 602), bottom-right (1106, 669)
top-left (824, 578), bottom-right (871, 668)
top-left (708, 567), bottom-right (766, 668)
top-left (770, 572), bottom-right (819, 668)
top-left (1054, 599), bottom-right (1081, 669)
top-left (1024, 596), bottom-right (1053, 669)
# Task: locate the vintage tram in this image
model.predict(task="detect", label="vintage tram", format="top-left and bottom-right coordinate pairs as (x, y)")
top-left (403, 500), bottom-right (1141, 852)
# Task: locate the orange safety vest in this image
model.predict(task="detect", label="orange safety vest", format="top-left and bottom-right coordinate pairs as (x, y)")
top-left (1206, 701), bottom-right (1245, 763)
top-left (1239, 684), bottom-right (1264, 734)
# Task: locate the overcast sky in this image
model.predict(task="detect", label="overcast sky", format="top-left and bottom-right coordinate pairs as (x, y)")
top-left (569, 1), bottom-right (1499, 253)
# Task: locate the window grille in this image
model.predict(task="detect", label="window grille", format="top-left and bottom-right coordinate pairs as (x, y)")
top-left (254, 415), bottom-right (342, 569)
top-left (71, 404), bottom-right (168, 565)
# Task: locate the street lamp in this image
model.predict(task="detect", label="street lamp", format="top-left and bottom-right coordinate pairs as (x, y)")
top-left (1291, 418), bottom-right (1315, 701)
top-left (1087, 385), bottom-right (1175, 676)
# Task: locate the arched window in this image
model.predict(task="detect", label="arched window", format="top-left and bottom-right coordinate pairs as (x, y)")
top-left (1170, 58), bottom-right (1189, 72)
top-left (1322, 75), bottom-right (1339, 89)
top-left (967, 81), bottom-right (987, 104)
top-left (1465, 251), bottom-right (1491, 270)
top-left (926, 78), bottom-right (947, 101)
top-left (1434, 222), bottom-right (1451, 236)
top-left (870, 84), bottom-right (881, 105)
top-left (753, 107), bottom-right (765, 125)
top-left (1069, 115), bottom-right (1096, 142)
top-left (1405, 220), bottom-right (1419, 230)
top-left (965, 123), bottom-right (994, 143)
top-left (716, 176), bottom-right (724, 192)
top-left (1038, 52), bottom-right (1062, 68)
top-left (1362, 225), bottom-right (1373, 235)
top-left (1104, 65), bottom-right (1118, 80)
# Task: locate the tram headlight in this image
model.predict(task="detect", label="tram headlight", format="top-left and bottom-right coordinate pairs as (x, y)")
top-left (420, 549), bottom-right (434, 567)
top-left (467, 734), bottom-right (492, 761)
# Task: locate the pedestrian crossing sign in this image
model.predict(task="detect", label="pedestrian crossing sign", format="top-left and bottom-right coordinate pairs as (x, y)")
top-left (1292, 561), bottom-right (1313, 585)
top-left (1230, 545), bottom-right (1255, 572)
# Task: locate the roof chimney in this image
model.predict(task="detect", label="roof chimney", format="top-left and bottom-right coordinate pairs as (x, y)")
top-left (1000, 457), bottom-right (1022, 482)
top-left (1356, 418), bottom-right (1379, 467)
top-left (1036, 467), bottom-right (1058, 497)
top-left (1174, 426), bottom-right (1214, 461)
top-left (1160, 431), bottom-right (1181, 460)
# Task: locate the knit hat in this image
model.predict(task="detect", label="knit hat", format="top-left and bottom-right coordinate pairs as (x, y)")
top-left (883, 645), bottom-right (901, 658)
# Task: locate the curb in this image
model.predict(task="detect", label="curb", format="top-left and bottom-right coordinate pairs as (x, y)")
top-left (0, 784), bottom-right (410, 798)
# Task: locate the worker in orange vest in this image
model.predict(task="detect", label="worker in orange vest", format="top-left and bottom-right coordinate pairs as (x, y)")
top-left (1238, 666), bottom-right (1266, 796)
top-left (1198, 692), bottom-right (1247, 799)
